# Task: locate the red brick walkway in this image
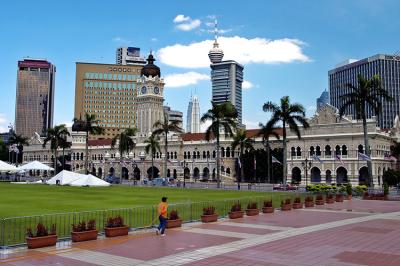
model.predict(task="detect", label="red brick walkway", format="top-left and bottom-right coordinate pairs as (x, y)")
top-left (1, 199), bottom-right (399, 266)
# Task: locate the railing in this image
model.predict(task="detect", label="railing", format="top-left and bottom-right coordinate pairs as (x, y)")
top-left (1, 195), bottom-right (300, 248)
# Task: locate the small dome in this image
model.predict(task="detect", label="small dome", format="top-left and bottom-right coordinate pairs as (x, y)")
top-left (141, 53), bottom-right (161, 77)
top-left (208, 40), bottom-right (224, 64)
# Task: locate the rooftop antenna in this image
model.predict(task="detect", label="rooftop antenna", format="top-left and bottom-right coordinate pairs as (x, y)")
top-left (214, 19), bottom-right (218, 42)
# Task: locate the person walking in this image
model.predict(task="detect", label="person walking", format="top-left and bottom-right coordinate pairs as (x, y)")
top-left (156, 196), bottom-right (168, 236)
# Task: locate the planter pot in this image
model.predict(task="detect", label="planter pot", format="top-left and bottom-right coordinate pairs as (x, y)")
top-left (346, 195), bottom-right (352, 200)
top-left (292, 202), bottom-right (302, 209)
top-left (166, 219), bottom-right (182, 228)
top-left (326, 198), bottom-right (335, 204)
top-left (335, 197), bottom-right (344, 202)
top-left (315, 199), bottom-right (325, 205)
top-left (105, 226), bottom-right (129, 237)
top-left (245, 209), bottom-right (259, 216)
top-left (305, 201), bottom-right (314, 208)
top-left (26, 235), bottom-right (57, 249)
top-left (71, 230), bottom-right (98, 242)
top-left (280, 204), bottom-right (291, 211)
top-left (262, 207), bottom-right (274, 213)
top-left (228, 211), bottom-right (244, 219)
top-left (201, 214), bottom-right (218, 223)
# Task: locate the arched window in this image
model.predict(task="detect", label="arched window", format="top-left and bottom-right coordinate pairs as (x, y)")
top-left (342, 145), bottom-right (348, 156)
top-left (197, 151), bottom-right (200, 159)
top-left (203, 151), bottom-right (206, 159)
top-left (296, 147), bottom-right (301, 157)
top-left (325, 145), bottom-right (331, 157)
top-left (212, 151), bottom-right (216, 158)
top-left (188, 152), bottom-right (191, 159)
top-left (192, 151), bottom-right (196, 159)
top-left (226, 147), bottom-right (231, 158)
top-left (72, 153), bottom-right (75, 160)
top-left (221, 147), bottom-right (225, 157)
top-left (174, 152), bottom-right (177, 159)
top-left (184, 152), bottom-right (187, 159)
top-left (316, 146), bottom-right (321, 156)
top-left (156, 152), bottom-right (159, 158)
top-left (291, 147), bottom-right (296, 157)
top-left (310, 146), bottom-right (315, 156)
top-left (80, 153), bottom-right (84, 161)
top-left (358, 144), bottom-right (364, 153)
top-left (335, 145), bottom-right (341, 155)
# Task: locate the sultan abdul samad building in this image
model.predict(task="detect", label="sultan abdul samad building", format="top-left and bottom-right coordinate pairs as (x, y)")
top-left (22, 50), bottom-right (400, 187)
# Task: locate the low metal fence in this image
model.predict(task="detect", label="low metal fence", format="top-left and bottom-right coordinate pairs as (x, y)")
top-left (1, 194), bottom-right (305, 248)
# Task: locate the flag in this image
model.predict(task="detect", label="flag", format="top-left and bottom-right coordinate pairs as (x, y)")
top-left (271, 156), bottom-right (282, 165)
top-left (358, 152), bottom-right (371, 161)
top-left (335, 155), bottom-right (344, 166)
top-left (312, 155), bottom-right (323, 163)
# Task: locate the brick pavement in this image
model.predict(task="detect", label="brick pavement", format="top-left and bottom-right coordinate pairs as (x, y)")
top-left (1, 199), bottom-right (399, 266)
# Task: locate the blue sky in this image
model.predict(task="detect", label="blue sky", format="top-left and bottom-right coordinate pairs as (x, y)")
top-left (1, 0), bottom-right (400, 132)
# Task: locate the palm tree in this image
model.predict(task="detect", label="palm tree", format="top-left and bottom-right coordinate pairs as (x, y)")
top-left (258, 122), bottom-right (281, 183)
top-left (112, 128), bottom-right (137, 180)
top-left (9, 132), bottom-right (29, 166)
top-left (339, 74), bottom-right (392, 186)
top-left (43, 124), bottom-right (70, 172)
top-left (59, 137), bottom-right (72, 171)
top-left (73, 113), bottom-right (104, 174)
top-left (263, 96), bottom-right (309, 185)
top-left (153, 112), bottom-right (183, 178)
top-left (144, 134), bottom-right (161, 180)
top-left (201, 101), bottom-right (238, 187)
top-left (231, 129), bottom-right (254, 189)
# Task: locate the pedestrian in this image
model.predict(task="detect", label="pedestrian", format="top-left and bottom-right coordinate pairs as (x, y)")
top-left (156, 196), bottom-right (168, 236)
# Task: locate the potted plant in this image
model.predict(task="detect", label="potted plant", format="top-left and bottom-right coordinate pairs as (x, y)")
top-left (315, 194), bottom-right (324, 205)
top-left (104, 215), bottom-right (129, 237)
top-left (345, 183), bottom-right (353, 200)
top-left (71, 219), bottom-right (98, 242)
top-left (26, 223), bottom-right (57, 249)
top-left (292, 197), bottom-right (302, 209)
top-left (166, 210), bottom-right (182, 228)
top-left (229, 202), bottom-right (244, 219)
top-left (363, 191), bottom-right (370, 200)
top-left (304, 196), bottom-right (314, 208)
top-left (280, 199), bottom-right (291, 211)
top-left (335, 193), bottom-right (344, 202)
top-left (262, 200), bottom-right (274, 213)
top-left (201, 206), bottom-right (218, 223)
top-left (326, 193), bottom-right (335, 204)
top-left (245, 201), bottom-right (259, 216)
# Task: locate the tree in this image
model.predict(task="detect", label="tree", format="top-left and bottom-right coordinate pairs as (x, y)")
top-left (144, 134), bottom-right (161, 180)
top-left (339, 74), bottom-right (392, 187)
top-left (263, 96), bottom-right (309, 185)
top-left (0, 139), bottom-right (8, 161)
top-left (153, 112), bottom-right (183, 178)
top-left (201, 101), bottom-right (237, 187)
top-left (43, 124), bottom-right (70, 173)
top-left (9, 132), bottom-right (29, 166)
top-left (59, 137), bottom-right (72, 171)
top-left (259, 122), bottom-right (281, 183)
top-left (231, 129), bottom-right (253, 188)
top-left (112, 128), bottom-right (137, 180)
top-left (73, 113), bottom-right (105, 174)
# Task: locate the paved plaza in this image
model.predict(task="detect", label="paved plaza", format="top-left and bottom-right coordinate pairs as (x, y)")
top-left (1, 199), bottom-right (400, 265)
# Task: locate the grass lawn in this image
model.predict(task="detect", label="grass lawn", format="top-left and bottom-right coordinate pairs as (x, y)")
top-left (0, 183), bottom-right (293, 218)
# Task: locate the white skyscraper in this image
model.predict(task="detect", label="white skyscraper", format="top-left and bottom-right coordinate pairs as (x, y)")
top-left (116, 47), bottom-right (146, 65)
top-left (186, 95), bottom-right (200, 133)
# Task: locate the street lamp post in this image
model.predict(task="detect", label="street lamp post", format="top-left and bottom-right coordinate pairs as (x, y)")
top-left (301, 157), bottom-right (312, 186)
top-left (193, 147), bottom-right (197, 182)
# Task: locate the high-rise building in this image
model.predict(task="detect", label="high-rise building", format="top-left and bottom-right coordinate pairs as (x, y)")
top-left (116, 47), bottom-right (146, 66)
top-left (186, 95), bottom-right (200, 133)
top-left (15, 59), bottom-right (56, 137)
top-left (316, 89), bottom-right (329, 110)
top-left (164, 106), bottom-right (184, 132)
top-left (74, 62), bottom-right (142, 139)
top-left (329, 54), bottom-right (400, 129)
top-left (208, 21), bottom-right (244, 126)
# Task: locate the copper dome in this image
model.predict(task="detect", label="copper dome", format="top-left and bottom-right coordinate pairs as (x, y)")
top-left (141, 54), bottom-right (161, 77)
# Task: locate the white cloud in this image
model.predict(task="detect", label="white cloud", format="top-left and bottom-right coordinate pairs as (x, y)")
top-left (243, 120), bottom-right (260, 129)
top-left (112, 36), bottom-right (131, 43)
top-left (173, 14), bottom-right (191, 23)
top-left (150, 37), bottom-right (158, 42)
top-left (158, 36), bottom-right (309, 68)
top-left (0, 113), bottom-right (9, 133)
top-left (59, 121), bottom-right (73, 128)
top-left (164, 72), bottom-right (209, 88)
top-left (173, 14), bottom-right (201, 31)
top-left (242, 80), bottom-right (254, 90)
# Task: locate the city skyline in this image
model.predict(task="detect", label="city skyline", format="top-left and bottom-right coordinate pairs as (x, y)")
top-left (1, 0), bottom-right (400, 133)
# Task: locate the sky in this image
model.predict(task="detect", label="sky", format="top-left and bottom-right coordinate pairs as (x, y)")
top-left (1, 0), bottom-right (400, 133)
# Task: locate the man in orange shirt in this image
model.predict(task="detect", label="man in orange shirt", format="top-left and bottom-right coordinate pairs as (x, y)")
top-left (156, 197), bottom-right (168, 236)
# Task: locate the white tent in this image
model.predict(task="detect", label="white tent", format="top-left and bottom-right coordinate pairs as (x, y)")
top-left (69, 174), bottom-right (110, 187)
top-left (18, 161), bottom-right (54, 171)
top-left (46, 170), bottom-right (83, 185)
top-left (0, 160), bottom-right (17, 172)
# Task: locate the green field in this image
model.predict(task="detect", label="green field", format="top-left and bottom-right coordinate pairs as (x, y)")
top-left (0, 183), bottom-right (293, 218)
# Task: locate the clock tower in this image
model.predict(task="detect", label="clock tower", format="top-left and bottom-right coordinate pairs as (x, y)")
top-left (135, 53), bottom-right (165, 137)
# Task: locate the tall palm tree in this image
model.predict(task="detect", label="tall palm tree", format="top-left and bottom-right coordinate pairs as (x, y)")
top-left (153, 112), bottom-right (183, 178)
top-left (231, 129), bottom-right (254, 187)
top-left (112, 128), bottom-right (137, 180)
top-left (144, 134), bottom-right (161, 180)
top-left (9, 132), bottom-right (29, 166)
top-left (43, 124), bottom-right (70, 172)
top-left (73, 113), bottom-right (104, 174)
top-left (59, 137), bottom-right (72, 170)
top-left (263, 96), bottom-right (309, 185)
top-left (259, 122), bottom-right (281, 183)
top-left (339, 74), bottom-right (392, 186)
top-left (201, 101), bottom-right (238, 187)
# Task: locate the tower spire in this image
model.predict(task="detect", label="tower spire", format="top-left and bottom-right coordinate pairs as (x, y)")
top-left (208, 18), bottom-right (224, 64)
